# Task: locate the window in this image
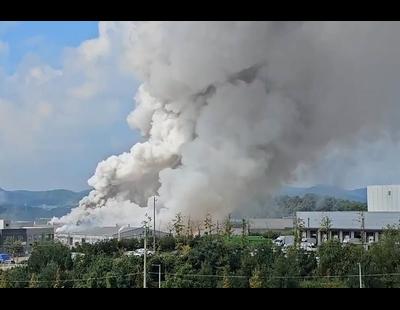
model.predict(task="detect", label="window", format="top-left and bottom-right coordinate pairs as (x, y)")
top-left (388, 190), bottom-right (392, 196)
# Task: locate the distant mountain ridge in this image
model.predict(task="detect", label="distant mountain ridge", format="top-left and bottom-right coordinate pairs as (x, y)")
top-left (279, 185), bottom-right (367, 203)
top-left (0, 185), bottom-right (367, 221)
top-left (0, 188), bottom-right (90, 207)
top-left (0, 188), bottom-right (90, 221)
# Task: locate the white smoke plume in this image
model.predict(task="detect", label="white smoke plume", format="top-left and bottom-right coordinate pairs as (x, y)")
top-left (54, 21), bottom-right (400, 232)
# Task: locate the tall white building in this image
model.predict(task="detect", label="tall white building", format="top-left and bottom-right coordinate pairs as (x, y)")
top-left (367, 185), bottom-right (400, 212)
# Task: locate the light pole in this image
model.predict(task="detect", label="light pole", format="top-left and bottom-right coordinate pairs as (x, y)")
top-left (153, 196), bottom-right (156, 252)
top-left (152, 264), bottom-right (161, 288)
top-left (143, 222), bottom-right (147, 288)
top-left (358, 262), bottom-right (362, 288)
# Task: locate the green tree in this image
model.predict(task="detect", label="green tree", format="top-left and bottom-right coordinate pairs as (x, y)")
top-left (204, 213), bottom-right (214, 235)
top-left (28, 241), bottom-right (72, 274)
top-left (163, 262), bottom-right (197, 288)
top-left (53, 268), bottom-right (63, 288)
top-left (186, 217), bottom-right (194, 239)
top-left (249, 268), bottom-right (263, 288)
top-left (29, 273), bottom-right (39, 288)
top-left (364, 225), bottom-right (400, 288)
top-left (220, 266), bottom-right (232, 288)
top-left (38, 261), bottom-right (59, 288)
top-left (6, 266), bottom-right (29, 288)
top-left (158, 235), bottom-right (176, 252)
top-left (319, 215), bottom-right (332, 241)
top-left (172, 213), bottom-right (185, 237)
top-left (4, 239), bottom-right (24, 258)
top-left (267, 248), bottom-right (300, 288)
top-left (0, 271), bottom-right (10, 288)
top-left (223, 214), bottom-right (233, 237)
top-left (294, 218), bottom-right (305, 246)
top-left (317, 239), bottom-right (365, 288)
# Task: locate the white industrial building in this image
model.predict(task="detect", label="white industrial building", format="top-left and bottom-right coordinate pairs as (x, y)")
top-left (367, 185), bottom-right (400, 212)
top-left (55, 225), bottom-right (168, 247)
top-left (297, 185), bottom-right (400, 246)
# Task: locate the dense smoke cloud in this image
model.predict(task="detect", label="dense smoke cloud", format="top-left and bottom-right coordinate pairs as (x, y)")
top-left (54, 21), bottom-right (400, 231)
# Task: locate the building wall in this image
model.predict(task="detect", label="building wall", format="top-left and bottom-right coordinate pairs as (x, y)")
top-left (0, 219), bottom-right (11, 229)
top-left (368, 185), bottom-right (400, 212)
top-left (0, 228), bottom-right (27, 252)
top-left (55, 233), bottom-right (113, 247)
top-left (25, 227), bottom-right (54, 246)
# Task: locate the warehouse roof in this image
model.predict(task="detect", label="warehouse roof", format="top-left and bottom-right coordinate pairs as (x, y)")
top-left (63, 226), bottom-right (120, 237)
top-left (248, 218), bottom-right (294, 230)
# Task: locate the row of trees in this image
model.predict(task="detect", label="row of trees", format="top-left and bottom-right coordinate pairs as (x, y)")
top-left (276, 194), bottom-right (367, 216)
top-left (2, 224), bottom-right (400, 288)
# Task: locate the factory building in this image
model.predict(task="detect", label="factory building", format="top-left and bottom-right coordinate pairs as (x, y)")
top-left (296, 185), bottom-right (400, 247)
top-left (296, 211), bottom-right (400, 245)
top-left (55, 225), bottom-right (168, 247)
top-left (0, 219), bottom-right (54, 254)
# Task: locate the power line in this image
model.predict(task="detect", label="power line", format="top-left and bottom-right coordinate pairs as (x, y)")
top-left (148, 271), bottom-right (400, 280)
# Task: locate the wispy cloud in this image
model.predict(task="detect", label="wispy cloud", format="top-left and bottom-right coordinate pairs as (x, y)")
top-left (0, 22), bottom-right (139, 190)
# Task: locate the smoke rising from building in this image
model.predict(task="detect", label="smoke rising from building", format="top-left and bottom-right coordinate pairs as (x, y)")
top-left (54, 21), bottom-right (400, 231)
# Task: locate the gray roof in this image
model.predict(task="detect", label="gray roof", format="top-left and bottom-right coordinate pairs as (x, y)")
top-left (61, 226), bottom-right (168, 238)
top-left (68, 226), bottom-right (120, 237)
top-left (112, 227), bottom-right (168, 238)
top-left (297, 211), bottom-right (400, 230)
top-left (248, 218), bottom-right (294, 230)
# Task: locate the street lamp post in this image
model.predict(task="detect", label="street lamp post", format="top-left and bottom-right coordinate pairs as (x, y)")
top-left (153, 196), bottom-right (156, 252)
top-left (143, 225), bottom-right (147, 288)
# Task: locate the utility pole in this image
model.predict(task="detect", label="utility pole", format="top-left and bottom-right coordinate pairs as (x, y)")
top-left (358, 262), bottom-right (362, 288)
top-left (143, 222), bottom-right (147, 288)
top-left (153, 196), bottom-right (156, 253)
top-left (360, 211), bottom-right (365, 248)
top-left (159, 265), bottom-right (161, 288)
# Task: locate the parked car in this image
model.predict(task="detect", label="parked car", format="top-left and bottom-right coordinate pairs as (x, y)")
top-left (273, 235), bottom-right (295, 247)
top-left (343, 237), bottom-right (362, 245)
top-left (71, 252), bottom-right (85, 260)
top-left (129, 248), bottom-right (155, 257)
top-left (300, 237), bottom-right (317, 252)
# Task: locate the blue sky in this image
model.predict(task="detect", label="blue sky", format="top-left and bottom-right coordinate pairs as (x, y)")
top-left (0, 22), bottom-right (99, 73)
top-left (0, 22), bottom-right (140, 191)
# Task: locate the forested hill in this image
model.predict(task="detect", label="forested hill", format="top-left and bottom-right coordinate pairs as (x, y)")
top-left (0, 188), bottom-right (90, 220)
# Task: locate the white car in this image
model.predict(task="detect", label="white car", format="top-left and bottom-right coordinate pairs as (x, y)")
top-left (131, 248), bottom-right (155, 257)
